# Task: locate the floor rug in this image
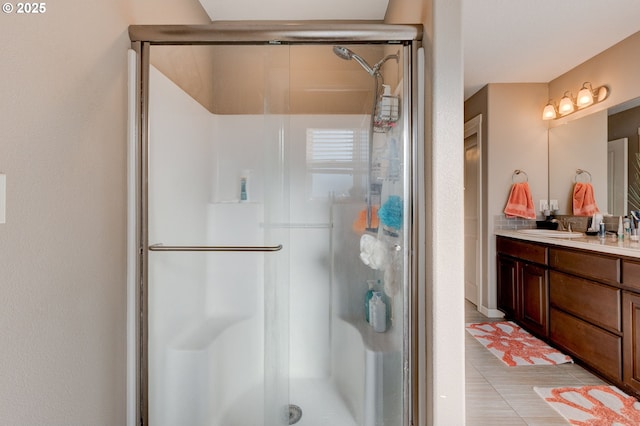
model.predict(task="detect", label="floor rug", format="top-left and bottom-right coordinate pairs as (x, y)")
top-left (535, 385), bottom-right (640, 425)
top-left (465, 321), bottom-right (573, 366)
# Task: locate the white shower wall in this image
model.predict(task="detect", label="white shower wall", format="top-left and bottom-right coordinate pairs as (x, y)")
top-left (148, 66), bottom-right (216, 424)
top-left (149, 66), bottom-right (376, 424)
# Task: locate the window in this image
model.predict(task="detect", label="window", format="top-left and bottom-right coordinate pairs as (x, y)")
top-left (306, 128), bottom-right (368, 199)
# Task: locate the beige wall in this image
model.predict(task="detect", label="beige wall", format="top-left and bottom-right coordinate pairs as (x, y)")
top-left (0, 0), bottom-right (209, 424)
top-left (387, 0), bottom-right (465, 424)
top-left (464, 83), bottom-right (549, 313)
top-left (549, 31), bottom-right (640, 126)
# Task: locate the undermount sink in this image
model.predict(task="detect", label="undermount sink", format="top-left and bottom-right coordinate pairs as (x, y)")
top-left (517, 229), bottom-right (585, 238)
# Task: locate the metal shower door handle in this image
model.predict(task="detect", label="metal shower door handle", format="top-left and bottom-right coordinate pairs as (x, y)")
top-left (148, 243), bottom-right (283, 252)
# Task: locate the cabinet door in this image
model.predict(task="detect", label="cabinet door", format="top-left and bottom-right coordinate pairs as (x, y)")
top-left (623, 291), bottom-right (640, 393)
top-left (497, 255), bottom-right (518, 318)
top-left (520, 262), bottom-right (548, 338)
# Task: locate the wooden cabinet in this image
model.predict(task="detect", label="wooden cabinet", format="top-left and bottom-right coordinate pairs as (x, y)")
top-left (548, 248), bottom-right (623, 383)
top-left (496, 237), bottom-right (548, 338)
top-left (496, 234), bottom-right (640, 398)
top-left (550, 307), bottom-right (622, 381)
top-left (519, 263), bottom-right (549, 338)
top-left (497, 254), bottom-right (518, 318)
top-left (623, 291), bottom-right (640, 394)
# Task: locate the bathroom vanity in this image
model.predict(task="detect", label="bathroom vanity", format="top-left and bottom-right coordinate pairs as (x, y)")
top-left (496, 230), bottom-right (640, 397)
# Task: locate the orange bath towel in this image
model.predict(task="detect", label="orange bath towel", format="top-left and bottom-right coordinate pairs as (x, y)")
top-left (572, 182), bottom-right (599, 216)
top-left (503, 182), bottom-right (536, 219)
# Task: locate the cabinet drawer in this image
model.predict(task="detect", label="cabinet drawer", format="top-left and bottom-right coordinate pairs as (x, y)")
top-left (550, 308), bottom-right (622, 381)
top-left (497, 237), bottom-right (547, 265)
top-left (549, 270), bottom-right (621, 333)
top-left (622, 260), bottom-right (640, 291)
top-left (549, 248), bottom-right (620, 285)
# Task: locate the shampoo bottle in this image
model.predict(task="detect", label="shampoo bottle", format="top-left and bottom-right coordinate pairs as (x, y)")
top-left (364, 280), bottom-right (375, 323)
top-left (624, 216), bottom-right (631, 238)
top-left (369, 291), bottom-right (387, 333)
top-left (598, 221), bottom-right (606, 239)
top-left (239, 169), bottom-right (250, 202)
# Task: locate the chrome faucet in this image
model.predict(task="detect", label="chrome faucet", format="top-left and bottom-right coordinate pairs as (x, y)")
top-left (560, 219), bottom-right (573, 232)
top-left (559, 218), bottom-right (574, 232)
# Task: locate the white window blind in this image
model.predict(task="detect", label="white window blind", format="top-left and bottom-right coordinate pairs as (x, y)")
top-left (305, 128), bottom-right (368, 198)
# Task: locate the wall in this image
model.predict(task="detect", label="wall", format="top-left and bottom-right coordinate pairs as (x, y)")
top-left (549, 110), bottom-right (607, 215)
top-left (546, 31), bottom-right (640, 219)
top-left (465, 83), bottom-right (549, 314)
top-left (549, 31), bottom-right (640, 125)
top-left (0, 0), bottom-right (210, 424)
top-left (386, 0), bottom-right (464, 425)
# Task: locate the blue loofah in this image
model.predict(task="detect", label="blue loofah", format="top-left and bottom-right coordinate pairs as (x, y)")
top-left (378, 195), bottom-right (403, 230)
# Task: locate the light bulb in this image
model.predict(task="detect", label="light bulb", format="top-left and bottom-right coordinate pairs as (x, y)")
top-left (577, 83), bottom-right (594, 107)
top-left (542, 103), bottom-right (556, 120)
top-left (558, 94), bottom-right (574, 115)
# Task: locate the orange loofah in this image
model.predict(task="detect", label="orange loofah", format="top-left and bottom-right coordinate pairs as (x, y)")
top-left (352, 206), bottom-right (379, 233)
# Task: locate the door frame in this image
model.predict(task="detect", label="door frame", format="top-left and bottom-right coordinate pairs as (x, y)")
top-left (464, 114), bottom-right (483, 310)
top-left (128, 24), bottom-right (425, 426)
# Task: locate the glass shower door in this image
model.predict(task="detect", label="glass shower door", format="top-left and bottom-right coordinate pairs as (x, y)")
top-left (141, 40), bottom-right (412, 426)
top-left (145, 44), bottom-right (291, 426)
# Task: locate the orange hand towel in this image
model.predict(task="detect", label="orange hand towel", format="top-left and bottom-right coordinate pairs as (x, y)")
top-left (572, 182), bottom-right (599, 216)
top-left (503, 182), bottom-right (536, 219)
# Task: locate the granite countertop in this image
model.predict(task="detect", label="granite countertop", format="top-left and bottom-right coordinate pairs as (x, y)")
top-left (495, 229), bottom-right (640, 259)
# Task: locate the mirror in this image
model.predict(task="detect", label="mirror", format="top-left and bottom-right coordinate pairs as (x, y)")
top-left (548, 99), bottom-right (640, 216)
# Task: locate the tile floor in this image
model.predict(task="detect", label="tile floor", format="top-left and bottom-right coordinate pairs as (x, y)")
top-left (465, 300), bottom-right (607, 425)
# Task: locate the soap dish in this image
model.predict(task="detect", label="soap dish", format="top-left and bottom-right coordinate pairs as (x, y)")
top-left (585, 231), bottom-right (598, 236)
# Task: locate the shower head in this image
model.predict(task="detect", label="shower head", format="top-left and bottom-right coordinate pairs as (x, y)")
top-left (333, 46), bottom-right (376, 76)
top-left (332, 45), bottom-right (353, 61)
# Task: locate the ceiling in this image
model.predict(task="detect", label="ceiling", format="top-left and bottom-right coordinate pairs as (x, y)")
top-left (197, 0), bottom-right (388, 21)
top-left (196, 0), bottom-right (640, 100)
top-left (462, 0), bottom-right (640, 99)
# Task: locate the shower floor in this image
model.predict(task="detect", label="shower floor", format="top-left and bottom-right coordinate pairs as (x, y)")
top-left (220, 377), bottom-right (357, 426)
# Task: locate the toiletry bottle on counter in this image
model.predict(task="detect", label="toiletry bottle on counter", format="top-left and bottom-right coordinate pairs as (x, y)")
top-left (239, 170), bottom-right (250, 202)
top-left (598, 221), bottom-right (606, 239)
top-left (618, 216), bottom-right (624, 240)
top-left (369, 291), bottom-right (387, 333)
top-left (624, 216), bottom-right (631, 238)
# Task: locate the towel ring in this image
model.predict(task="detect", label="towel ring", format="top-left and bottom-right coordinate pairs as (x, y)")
top-left (512, 169), bottom-right (528, 183)
top-left (574, 169), bottom-right (592, 183)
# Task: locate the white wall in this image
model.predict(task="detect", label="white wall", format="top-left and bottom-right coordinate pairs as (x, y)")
top-left (0, 0), bottom-right (210, 424)
top-left (386, 0), bottom-right (465, 424)
top-left (147, 65), bottom-right (214, 425)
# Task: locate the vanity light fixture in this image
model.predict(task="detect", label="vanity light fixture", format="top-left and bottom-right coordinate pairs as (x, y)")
top-left (542, 82), bottom-right (609, 120)
top-left (558, 91), bottom-right (575, 116)
top-left (577, 82), bottom-right (595, 107)
top-left (542, 101), bottom-right (557, 120)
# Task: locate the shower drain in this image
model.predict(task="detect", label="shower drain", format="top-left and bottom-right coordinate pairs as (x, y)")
top-left (288, 404), bottom-right (302, 425)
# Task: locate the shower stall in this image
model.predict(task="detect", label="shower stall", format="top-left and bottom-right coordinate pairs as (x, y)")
top-left (128, 22), bottom-right (423, 426)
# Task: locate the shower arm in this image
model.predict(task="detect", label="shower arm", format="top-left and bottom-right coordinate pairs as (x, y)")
top-left (371, 53), bottom-right (399, 76)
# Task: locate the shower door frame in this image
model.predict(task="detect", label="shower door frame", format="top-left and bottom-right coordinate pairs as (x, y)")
top-left (129, 21), bottom-right (423, 426)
